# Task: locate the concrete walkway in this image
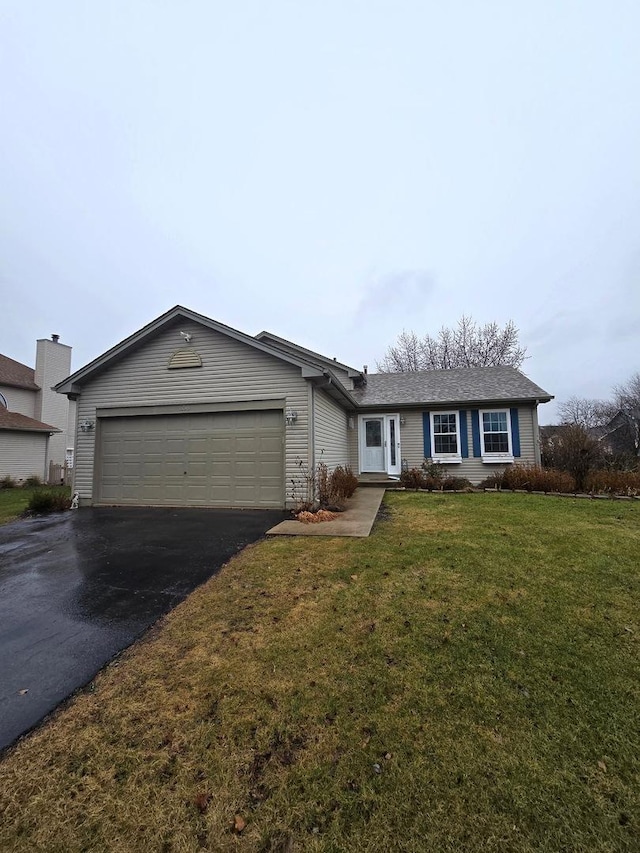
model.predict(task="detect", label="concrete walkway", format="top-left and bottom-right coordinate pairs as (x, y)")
top-left (267, 487), bottom-right (386, 537)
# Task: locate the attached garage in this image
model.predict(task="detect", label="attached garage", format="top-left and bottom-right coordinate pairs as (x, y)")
top-left (95, 409), bottom-right (284, 508)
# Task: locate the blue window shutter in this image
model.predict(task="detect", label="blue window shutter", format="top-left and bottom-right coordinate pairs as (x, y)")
top-left (423, 412), bottom-right (431, 458)
top-left (459, 410), bottom-right (469, 458)
top-left (510, 408), bottom-right (521, 457)
top-left (471, 410), bottom-right (481, 457)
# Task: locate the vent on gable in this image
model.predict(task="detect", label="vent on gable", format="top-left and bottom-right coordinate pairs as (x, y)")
top-left (168, 349), bottom-right (203, 370)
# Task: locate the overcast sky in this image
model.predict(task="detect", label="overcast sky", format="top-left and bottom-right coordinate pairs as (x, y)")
top-left (2, 1), bottom-right (639, 423)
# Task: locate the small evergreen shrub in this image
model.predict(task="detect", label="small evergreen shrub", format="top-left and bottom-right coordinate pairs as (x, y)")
top-left (27, 489), bottom-right (72, 514)
top-left (23, 475), bottom-right (42, 488)
top-left (0, 474), bottom-right (17, 489)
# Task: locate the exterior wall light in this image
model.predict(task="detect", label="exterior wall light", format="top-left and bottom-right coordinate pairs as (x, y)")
top-left (79, 419), bottom-right (95, 432)
top-left (400, 415), bottom-right (406, 426)
top-left (285, 409), bottom-right (298, 425)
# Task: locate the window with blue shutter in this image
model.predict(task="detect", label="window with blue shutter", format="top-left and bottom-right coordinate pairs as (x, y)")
top-left (422, 412), bottom-right (431, 459)
top-left (459, 410), bottom-right (469, 458)
top-left (471, 410), bottom-right (481, 457)
top-left (510, 408), bottom-right (521, 457)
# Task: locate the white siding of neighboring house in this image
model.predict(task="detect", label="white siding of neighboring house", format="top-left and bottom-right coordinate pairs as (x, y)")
top-left (0, 386), bottom-right (36, 418)
top-left (71, 320), bottom-right (311, 507)
top-left (35, 339), bottom-right (73, 467)
top-left (352, 405), bottom-right (540, 484)
top-left (313, 388), bottom-right (349, 470)
top-left (0, 432), bottom-right (48, 481)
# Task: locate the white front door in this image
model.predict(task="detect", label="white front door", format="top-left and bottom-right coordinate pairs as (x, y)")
top-left (360, 414), bottom-right (402, 475)
top-left (362, 417), bottom-right (385, 471)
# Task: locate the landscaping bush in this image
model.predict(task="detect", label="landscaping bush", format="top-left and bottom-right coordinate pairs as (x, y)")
top-left (0, 474), bottom-right (17, 489)
top-left (400, 468), bottom-right (425, 490)
top-left (23, 475), bottom-right (42, 488)
top-left (498, 464), bottom-right (576, 493)
top-left (330, 465), bottom-right (358, 500)
top-left (584, 469), bottom-right (640, 496)
top-left (316, 462), bottom-right (330, 506)
top-left (27, 489), bottom-right (72, 515)
top-left (441, 476), bottom-right (473, 491)
top-left (478, 473), bottom-right (502, 490)
top-left (315, 463), bottom-right (358, 510)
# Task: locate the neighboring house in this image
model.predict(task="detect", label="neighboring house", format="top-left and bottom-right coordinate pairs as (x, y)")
top-left (0, 337), bottom-right (76, 482)
top-left (591, 411), bottom-right (638, 459)
top-left (55, 306), bottom-right (553, 508)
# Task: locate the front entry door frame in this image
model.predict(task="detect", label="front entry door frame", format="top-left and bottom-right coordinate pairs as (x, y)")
top-left (358, 413), bottom-right (401, 476)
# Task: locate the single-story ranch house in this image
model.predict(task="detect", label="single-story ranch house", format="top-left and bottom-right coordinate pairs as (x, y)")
top-left (55, 306), bottom-right (553, 509)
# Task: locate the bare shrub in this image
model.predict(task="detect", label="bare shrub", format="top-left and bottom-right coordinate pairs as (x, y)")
top-left (329, 466), bottom-right (358, 501)
top-left (441, 476), bottom-right (473, 491)
top-left (501, 464), bottom-right (575, 493)
top-left (400, 468), bottom-right (425, 490)
top-left (584, 470), bottom-right (640, 496)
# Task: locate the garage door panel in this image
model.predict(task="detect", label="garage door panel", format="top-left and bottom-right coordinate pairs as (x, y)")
top-left (97, 410), bottom-right (284, 507)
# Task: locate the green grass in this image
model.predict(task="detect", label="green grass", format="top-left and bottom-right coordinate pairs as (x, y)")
top-left (0, 493), bottom-right (638, 852)
top-left (0, 486), bottom-right (71, 524)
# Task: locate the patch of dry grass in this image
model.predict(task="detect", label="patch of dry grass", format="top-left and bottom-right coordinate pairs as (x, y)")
top-left (0, 493), bottom-right (639, 852)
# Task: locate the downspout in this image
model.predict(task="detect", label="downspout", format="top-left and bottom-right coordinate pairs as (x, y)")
top-left (532, 401), bottom-right (541, 465)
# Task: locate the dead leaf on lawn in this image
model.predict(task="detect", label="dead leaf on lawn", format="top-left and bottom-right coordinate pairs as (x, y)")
top-left (233, 814), bottom-right (247, 834)
top-left (598, 761), bottom-right (607, 772)
top-left (194, 793), bottom-right (211, 813)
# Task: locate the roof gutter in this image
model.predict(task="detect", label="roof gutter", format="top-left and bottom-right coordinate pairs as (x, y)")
top-left (312, 372), bottom-right (359, 409)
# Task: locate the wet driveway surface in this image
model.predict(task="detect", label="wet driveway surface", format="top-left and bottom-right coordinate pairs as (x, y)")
top-left (0, 506), bottom-right (287, 752)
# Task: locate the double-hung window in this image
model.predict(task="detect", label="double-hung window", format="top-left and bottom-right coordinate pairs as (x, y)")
top-left (430, 412), bottom-right (462, 462)
top-left (480, 410), bottom-right (513, 461)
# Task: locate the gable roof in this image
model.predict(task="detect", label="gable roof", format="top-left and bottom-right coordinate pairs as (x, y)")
top-left (255, 331), bottom-right (362, 378)
top-left (0, 409), bottom-right (59, 433)
top-left (53, 306), bottom-right (552, 410)
top-left (351, 366), bottom-right (553, 407)
top-left (0, 354), bottom-right (39, 391)
top-left (54, 306), bottom-right (358, 407)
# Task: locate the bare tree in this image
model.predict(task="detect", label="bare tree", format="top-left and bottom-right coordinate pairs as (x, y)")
top-left (613, 372), bottom-right (640, 458)
top-left (557, 396), bottom-right (613, 429)
top-left (541, 424), bottom-right (603, 490)
top-left (377, 316), bottom-right (527, 372)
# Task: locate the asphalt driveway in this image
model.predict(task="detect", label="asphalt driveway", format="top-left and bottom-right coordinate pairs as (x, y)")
top-left (0, 506), bottom-right (287, 753)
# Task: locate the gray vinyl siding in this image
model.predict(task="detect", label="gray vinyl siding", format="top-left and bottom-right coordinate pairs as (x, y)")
top-left (73, 320), bottom-right (310, 507)
top-left (313, 389), bottom-right (349, 470)
top-left (357, 405), bottom-right (539, 483)
top-left (347, 423), bottom-right (358, 471)
top-left (0, 432), bottom-right (48, 481)
top-left (0, 386), bottom-right (36, 418)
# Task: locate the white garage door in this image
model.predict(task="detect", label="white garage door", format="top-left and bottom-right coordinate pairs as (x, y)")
top-left (96, 410), bottom-right (284, 508)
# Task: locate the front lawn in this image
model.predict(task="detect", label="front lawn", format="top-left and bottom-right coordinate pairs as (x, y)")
top-left (0, 493), bottom-right (638, 852)
top-left (0, 486), bottom-right (71, 524)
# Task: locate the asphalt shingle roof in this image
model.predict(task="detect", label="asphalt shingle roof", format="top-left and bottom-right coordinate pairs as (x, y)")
top-left (0, 409), bottom-right (59, 433)
top-left (0, 354), bottom-right (39, 391)
top-left (351, 366), bottom-right (552, 407)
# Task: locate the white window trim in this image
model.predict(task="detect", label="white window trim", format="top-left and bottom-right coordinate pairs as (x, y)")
top-left (479, 408), bottom-right (514, 463)
top-left (430, 410), bottom-right (462, 464)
